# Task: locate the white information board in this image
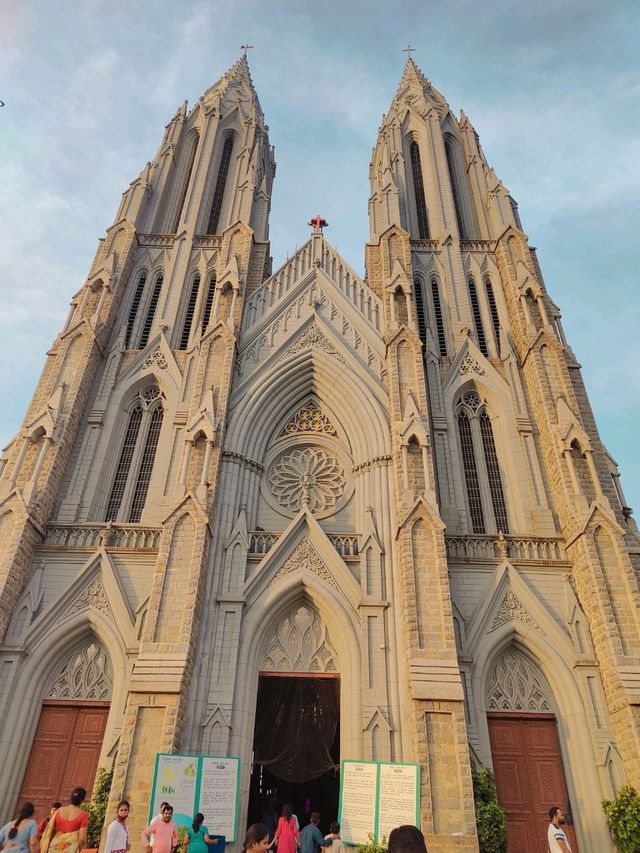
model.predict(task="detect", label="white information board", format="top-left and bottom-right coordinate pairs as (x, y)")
top-left (199, 757), bottom-right (240, 841)
top-left (377, 762), bottom-right (420, 843)
top-left (339, 762), bottom-right (379, 845)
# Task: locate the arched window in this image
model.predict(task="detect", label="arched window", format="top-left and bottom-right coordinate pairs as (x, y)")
top-left (207, 136), bottom-right (234, 235)
top-left (179, 274), bottom-right (201, 350)
top-left (431, 278), bottom-right (447, 356)
top-left (125, 272), bottom-right (147, 348)
top-left (414, 279), bottom-right (427, 348)
top-left (139, 273), bottom-right (163, 349)
top-left (200, 274), bottom-right (217, 336)
top-left (105, 385), bottom-right (165, 523)
top-left (456, 390), bottom-right (509, 534)
top-left (484, 277), bottom-right (501, 350)
top-left (444, 135), bottom-right (466, 238)
top-left (169, 132), bottom-right (200, 233)
top-left (468, 277), bottom-right (488, 355)
top-left (410, 140), bottom-right (429, 239)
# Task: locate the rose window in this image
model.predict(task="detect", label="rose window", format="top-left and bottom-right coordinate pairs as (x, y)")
top-left (269, 448), bottom-right (346, 513)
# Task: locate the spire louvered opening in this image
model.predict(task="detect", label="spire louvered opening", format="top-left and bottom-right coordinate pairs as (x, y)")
top-left (201, 274), bottom-right (217, 336)
top-left (468, 277), bottom-right (487, 355)
top-left (105, 405), bottom-right (143, 522)
top-left (410, 140), bottom-right (429, 239)
top-left (129, 404), bottom-right (164, 522)
top-left (484, 277), bottom-right (500, 350)
top-left (458, 410), bottom-right (485, 534)
top-left (414, 279), bottom-right (427, 348)
top-left (480, 411), bottom-right (509, 533)
top-left (445, 136), bottom-right (467, 239)
top-left (207, 136), bottom-right (234, 235)
top-left (170, 132), bottom-right (200, 233)
top-left (125, 273), bottom-right (147, 348)
top-left (179, 274), bottom-right (201, 350)
top-left (431, 278), bottom-right (447, 356)
top-left (139, 273), bottom-right (163, 349)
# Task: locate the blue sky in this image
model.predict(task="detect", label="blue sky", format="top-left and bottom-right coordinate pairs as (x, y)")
top-left (1, 0), bottom-right (639, 513)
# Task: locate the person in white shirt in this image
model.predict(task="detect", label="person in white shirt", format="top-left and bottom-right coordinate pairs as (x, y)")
top-left (547, 806), bottom-right (572, 853)
top-left (324, 822), bottom-right (342, 853)
top-left (104, 801), bottom-right (130, 853)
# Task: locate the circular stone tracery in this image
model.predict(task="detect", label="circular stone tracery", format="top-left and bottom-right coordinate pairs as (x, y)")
top-left (268, 448), bottom-right (346, 514)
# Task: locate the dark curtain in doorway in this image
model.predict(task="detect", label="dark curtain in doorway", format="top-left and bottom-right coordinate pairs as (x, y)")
top-left (253, 677), bottom-right (339, 782)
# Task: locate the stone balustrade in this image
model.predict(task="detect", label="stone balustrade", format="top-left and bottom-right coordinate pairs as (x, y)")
top-left (249, 531), bottom-right (359, 558)
top-left (45, 523), bottom-right (161, 551)
top-left (445, 534), bottom-right (568, 564)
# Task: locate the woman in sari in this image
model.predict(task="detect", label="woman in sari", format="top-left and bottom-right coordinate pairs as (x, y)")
top-left (40, 787), bottom-right (88, 853)
top-left (0, 802), bottom-right (38, 853)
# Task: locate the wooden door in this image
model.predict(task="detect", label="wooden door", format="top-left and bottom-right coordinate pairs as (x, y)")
top-left (488, 714), bottom-right (578, 853)
top-left (17, 701), bottom-right (109, 816)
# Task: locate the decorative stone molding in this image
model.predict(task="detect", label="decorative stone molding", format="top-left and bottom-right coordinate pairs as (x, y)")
top-left (273, 538), bottom-right (339, 592)
top-left (142, 351), bottom-right (167, 370)
top-left (281, 401), bottom-right (337, 437)
top-left (68, 577), bottom-right (112, 618)
top-left (261, 600), bottom-right (337, 672)
top-left (489, 588), bottom-right (540, 632)
top-left (459, 355), bottom-right (485, 377)
top-left (269, 448), bottom-right (346, 514)
top-left (48, 639), bottom-right (113, 700)
top-left (278, 324), bottom-right (345, 365)
top-left (487, 647), bottom-right (552, 712)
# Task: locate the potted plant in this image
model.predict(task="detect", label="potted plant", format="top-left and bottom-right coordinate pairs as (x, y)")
top-left (356, 833), bottom-right (387, 853)
top-left (602, 784), bottom-right (640, 852)
top-left (82, 767), bottom-right (114, 852)
top-left (472, 767), bottom-right (507, 853)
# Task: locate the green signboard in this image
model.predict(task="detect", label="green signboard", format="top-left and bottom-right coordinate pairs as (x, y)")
top-left (338, 759), bottom-right (420, 846)
top-left (149, 753), bottom-right (240, 842)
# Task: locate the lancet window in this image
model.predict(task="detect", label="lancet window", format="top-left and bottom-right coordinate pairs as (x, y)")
top-left (200, 274), bottom-right (217, 336)
top-left (484, 277), bottom-right (501, 351)
top-left (179, 274), bottom-right (201, 350)
top-left (431, 277), bottom-right (447, 356)
top-left (139, 273), bottom-right (164, 349)
top-left (125, 272), bottom-right (147, 348)
top-left (414, 279), bottom-right (428, 349)
top-left (410, 140), bottom-right (429, 239)
top-left (456, 390), bottom-right (509, 534)
top-left (169, 132), bottom-right (199, 233)
top-left (207, 136), bottom-right (234, 235)
top-left (468, 277), bottom-right (488, 356)
top-left (105, 385), bottom-right (165, 522)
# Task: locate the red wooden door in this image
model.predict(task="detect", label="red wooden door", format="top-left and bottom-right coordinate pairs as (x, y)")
top-left (17, 701), bottom-right (109, 816)
top-left (488, 714), bottom-right (578, 853)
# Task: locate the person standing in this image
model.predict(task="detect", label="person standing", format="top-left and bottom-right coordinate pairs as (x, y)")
top-left (387, 826), bottom-right (427, 853)
top-left (299, 813), bottom-right (334, 853)
top-left (547, 807), bottom-right (572, 853)
top-left (324, 822), bottom-right (342, 853)
top-left (269, 805), bottom-right (298, 853)
top-left (186, 813), bottom-right (218, 853)
top-left (141, 804), bottom-right (177, 853)
top-left (260, 798), bottom-right (278, 843)
top-left (241, 825), bottom-right (270, 853)
top-left (104, 800), bottom-right (131, 853)
top-left (40, 788), bottom-right (88, 853)
top-left (0, 803), bottom-right (38, 853)
top-left (37, 804), bottom-right (61, 840)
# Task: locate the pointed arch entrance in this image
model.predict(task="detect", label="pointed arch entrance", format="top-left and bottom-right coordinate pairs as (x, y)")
top-left (486, 646), bottom-right (579, 853)
top-left (247, 600), bottom-right (342, 835)
top-left (16, 638), bottom-right (112, 816)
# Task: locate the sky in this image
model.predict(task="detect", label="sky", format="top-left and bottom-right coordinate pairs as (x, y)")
top-left (1, 0), bottom-right (639, 513)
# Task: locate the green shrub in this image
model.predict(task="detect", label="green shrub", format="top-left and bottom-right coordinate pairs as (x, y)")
top-left (472, 767), bottom-right (507, 853)
top-left (602, 784), bottom-right (640, 853)
top-left (82, 767), bottom-right (114, 848)
top-left (356, 833), bottom-right (387, 853)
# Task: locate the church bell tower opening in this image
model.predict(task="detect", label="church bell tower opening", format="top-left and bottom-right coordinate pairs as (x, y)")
top-left (248, 673), bottom-right (340, 836)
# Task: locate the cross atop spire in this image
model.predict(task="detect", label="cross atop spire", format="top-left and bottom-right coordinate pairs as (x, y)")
top-left (240, 43), bottom-right (254, 58)
top-left (308, 214), bottom-right (328, 234)
top-left (402, 45), bottom-right (415, 59)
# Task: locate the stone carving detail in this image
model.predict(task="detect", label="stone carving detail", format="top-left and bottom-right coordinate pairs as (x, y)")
top-left (489, 588), bottom-right (540, 632)
top-left (459, 355), bottom-right (485, 376)
top-left (143, 350), bottom-right (167, 370)
top-left (487, 647), bottom-right (552, 712)
top-left (48, 640), bottom-right (113, 700)
top-left (278, 324), bottom-right (345, 365)
top-left (459, 390), bottom-right (483, 413)
top-left (261, 601), bottom-right (337, 672)
top-left (141, 384), bottom-right (162, 402)
top-left (269, 449), bottom-right (345, 513)
top-left (67, 577), bottom-right (112, 618)
top-left (273, 538), bottom-right (339, 591)
top-left (281, 400), bottom-right (337, 437)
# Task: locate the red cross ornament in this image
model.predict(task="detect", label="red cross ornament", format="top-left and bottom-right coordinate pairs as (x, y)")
top-left (308, 214), bottom-right (328, 234)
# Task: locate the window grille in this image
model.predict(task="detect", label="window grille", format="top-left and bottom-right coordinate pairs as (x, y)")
top-left (105, 405), bottom-right (143, 521)
top-left (484, 277), bottom-right (500, 350)
top-left (200, 274), bottom-right (216, 336)
top-left (129, 404), bottom-right (164, 522)
top-left (445, 137), bottom-right (467, 239)
top-left (207, 136), bottom-right (234, 234)
top-left (410, 141), bottom-right (429, 239)
top-left (480, 411), bottom-right (509, 533)
top-left (458, 411), bottom-right (485, 533)
top-left (179, 274), bottom-right (201, 350)
top-left (468, 277), bottom-right (488, 355)
top-left (139, 273), bottom-right (163, 349)
top-left (125, 273), bottom-right (147, 348)
top-left (431, 278), bottom-right (447, 356)
top-left (414, 279), bottom-right (427, 348)
top-left (170, 134), bottom-right (199, 233)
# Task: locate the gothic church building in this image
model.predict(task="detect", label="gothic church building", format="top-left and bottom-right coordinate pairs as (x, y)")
top-left (1, 56), bottom-right (639, 853)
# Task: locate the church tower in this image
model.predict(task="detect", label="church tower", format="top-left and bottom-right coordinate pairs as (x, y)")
top-left (1, 53), bottom-right (639, 853)
top-left (0, 55), bottom-right (275, 825)
top-left (366, 58), bottom-right (640, 851)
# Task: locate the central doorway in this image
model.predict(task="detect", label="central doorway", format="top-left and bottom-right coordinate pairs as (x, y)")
top-left (248, 673), bottom-right (340, 836)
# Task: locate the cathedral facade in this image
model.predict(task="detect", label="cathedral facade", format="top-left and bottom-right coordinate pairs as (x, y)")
top-left (1, 56), bottom-right (639, 853)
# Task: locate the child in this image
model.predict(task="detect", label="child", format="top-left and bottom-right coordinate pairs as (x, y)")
top-left (325, 822), bottom-right (342, 853)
